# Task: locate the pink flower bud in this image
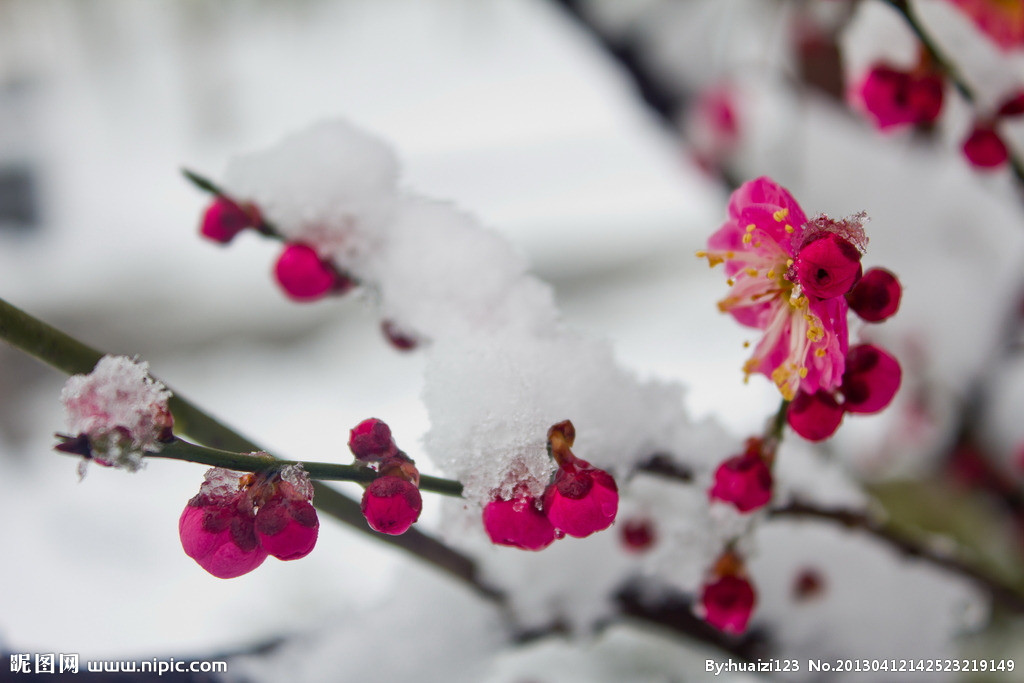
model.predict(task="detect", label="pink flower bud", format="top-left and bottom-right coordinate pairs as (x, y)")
top-left (708, 451), bottom-right (773, 513)
top-left (794, 233), bottom-right (863, 300)
top-left (841, 344), bottom-right (902, 414)
top-left (254, 487), bottom-right (319, 560)
top-left (200, 197), bottom-right (258, 244)
top-left (361, 475), bottom-right (422, 535)
top-left (620, 518), bottom-right (656, 553)
top-left (274, 243), bottom-right (338, 302)
top-left (997, 91), bottom-right (1024, 118)
top-left (700, 574), bottom-right (756, 635)
top-left (846, 267), bottom-right (902, 322)
top-left (787, 389), bottom-right (844, 441)
top-left (348, 418), bottom-right (399, 462)
top-left (962, 125), bottom-right (1009, 169)
top-left (381, 320), bottom-right (419, 351)
top-left (179, 494), bottom-right (268, 579)
top-left (852, 65), bottom-right (944, 131)
top-left (482, 496), bottom-right (556, 551)
top-left (543, 462), bottom-right (618, 538)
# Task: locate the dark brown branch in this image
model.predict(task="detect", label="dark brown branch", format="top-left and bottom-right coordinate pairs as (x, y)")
top-left (771, 499), bottom-right (1024, 612)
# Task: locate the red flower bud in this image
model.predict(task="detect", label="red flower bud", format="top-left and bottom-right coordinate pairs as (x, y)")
top-left (361, 475), bottom-right (422, 535)
top-left (700, 574), bottom-right (756, 635)
top-left (709, 451), bottom-right (773, 513)
top-left (200, 198), bottom-right (258, 244)
top-left (543, 462), bottom-right (618, 538)
top-left (274, 243), bottom-right (338, 302)
top-left (794, 233), bottom-right (862, 299)
top-left (787, 389), bottom-right (844, 441)
top-left (482, 496), bottom-right (555, 551)
top-left (962, 125), bottom-right (1009, 169)
top-left (254, 486), bottom-right (319, 560)
top-left (348, 418), bottom-right (399, 462)
top-left (841, 344), bottom-right (902, 414)
top-left (846, 267), bottom-right (902, 322)
top-left (179, 493), bottom-right (269, 579)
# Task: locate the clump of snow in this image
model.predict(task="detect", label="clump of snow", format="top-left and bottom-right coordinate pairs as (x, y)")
top-left (196, 466), bottom-right (246, 501)
top-left (61, 355), bottom-right (173, 471)
top-left (750, 520), bottom-right (986, 682)
top-left (221, 119), bottom-right (400, 263)
top-left (279, 463), bottom-right (315, 500)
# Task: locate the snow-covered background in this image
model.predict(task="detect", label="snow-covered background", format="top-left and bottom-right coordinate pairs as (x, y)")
top-left (1, 0), bottom-right (1023, 681)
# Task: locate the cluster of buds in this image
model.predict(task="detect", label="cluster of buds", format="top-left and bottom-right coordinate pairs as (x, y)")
top-left (198, 196), bottom-right (355, 302)
top-left (348, 418), bottom-right (422, 535)
top-left (698, 550), bottom-right (757, 635)
top-left (701, 178), bottom-right (904, 443)
top-left (57, 355), bottom-right (174, 474)
top-left (849, 54), bottom-right (944, 132)
top-left (848, 30), bottom-right (1023, 172)
top-left (198, 194), bottom-right (415, 350)
top-left (962, 92), bottom-right (1024, 170)
top-left (787, 342), bottom-right (903, 441)
top-left (482, 421), bottom-right (619, 551)
top-left (179, 464), bottom-right (319, 579)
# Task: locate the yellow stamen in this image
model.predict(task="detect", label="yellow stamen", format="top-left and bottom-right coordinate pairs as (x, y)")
top-left (773, 208), bottom-right (789, 222)
top-left (746, 224), bottom-right (756, 232)
top-left (785, 224), bottom-right (795, 233)
top-left (742, 233), bottom-right (752, 244)
top-left (815, 348), bottom-right (826, 358)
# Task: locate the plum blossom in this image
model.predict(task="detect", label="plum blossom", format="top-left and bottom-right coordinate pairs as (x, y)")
top-left (699, 177), bottom-right (865, 400)
top-left (947, 0), bottom-right (1024, 51)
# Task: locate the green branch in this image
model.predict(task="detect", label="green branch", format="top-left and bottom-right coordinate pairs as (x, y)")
top-left (0, 295), bottom-right (496, 601)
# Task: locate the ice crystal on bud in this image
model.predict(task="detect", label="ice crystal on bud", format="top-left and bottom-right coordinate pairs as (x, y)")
top-left (60, 355), bottom-right (173, 471)
top-left (482, 496), bottom-right (556, 551)
top-left (793, 218), bottom-right (865, 300)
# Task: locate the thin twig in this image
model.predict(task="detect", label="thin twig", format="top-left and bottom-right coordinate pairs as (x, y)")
top-left (882, 0), bottom-right (1024, 185)
top-left (771, 499), bottom-right (1024, 612)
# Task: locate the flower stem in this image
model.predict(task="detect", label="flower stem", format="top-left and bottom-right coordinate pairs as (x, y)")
top-left (144, 438), bottom-right (465, 497)
top-left (882, 0), bottom-right (1024, 186)
top-left (771, 499), bottom-right (1024, 612)
top-left (0, 295), bottom-right (494, 600)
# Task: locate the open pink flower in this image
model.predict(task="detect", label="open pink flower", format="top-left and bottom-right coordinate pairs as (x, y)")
top-left (700, 177), bottom-right (861, 400)
top-left (947, 0), bottom-right (1024, 51)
